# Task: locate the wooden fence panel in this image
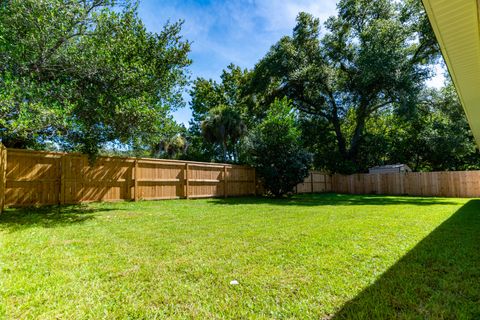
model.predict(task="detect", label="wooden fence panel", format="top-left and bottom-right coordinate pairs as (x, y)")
top-left (6, 147), bottom-right (480, 207)
top-left (300, 170), bottom-right (480, 198)
top-left (312, 171), bottom-right (329, 192)
top-left (296, 173), bottom-right (312, 193)
top-left (0, 144), bottom-right (6, 213)
top-left (188, 164), bottom-right (224, 198)
top-left (5, 150), bottom-right (62, 206)
top-left (226, 166), bottom-right (256, 197)
top-left (329, 171), bottom-right (480, 198)
top-left (63, 155), bottom-right (134, 204)
top-left (136, 160), bottom-right (185, 200)
top-left (296, 171), bottom-right (332, 194)
top-left (1, 148), bottom-right (256, 207)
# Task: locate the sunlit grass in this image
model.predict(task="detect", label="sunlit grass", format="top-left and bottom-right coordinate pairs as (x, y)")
top-left (1, 194), bottom-right (478, 319)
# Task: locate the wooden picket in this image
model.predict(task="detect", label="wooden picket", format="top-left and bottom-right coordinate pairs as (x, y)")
top-left (2, 148), bottom-right (256, 207)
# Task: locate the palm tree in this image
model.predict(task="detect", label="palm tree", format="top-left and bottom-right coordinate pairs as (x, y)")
top-left (201, 105), bottom-right (247, 162)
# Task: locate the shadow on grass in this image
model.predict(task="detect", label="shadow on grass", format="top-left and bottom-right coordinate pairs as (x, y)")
top-left (0, 205), bottom-right (117, 233)
top-left (207, 193), bottom-right (459, 207)
top-left (329, 199), bottom-right (480, 319)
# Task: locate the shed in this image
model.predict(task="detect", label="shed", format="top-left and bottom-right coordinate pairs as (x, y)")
top-left (368, 164), bottom-right (412, 174)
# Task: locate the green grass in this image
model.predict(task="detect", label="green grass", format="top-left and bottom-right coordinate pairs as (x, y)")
top-left (1, 194), bottom-right (479, 319)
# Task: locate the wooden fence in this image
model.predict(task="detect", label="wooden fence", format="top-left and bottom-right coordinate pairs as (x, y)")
top-left (296, 170), bottom-right (480, 198)
top-left (331, 171), bottom-right (480, 198)
top-left (2, 144), bottom-right (480, 213)
top-left (0, 146), bottom-right (255, 211)
top-left (296, 171), bottom-right (332, 193)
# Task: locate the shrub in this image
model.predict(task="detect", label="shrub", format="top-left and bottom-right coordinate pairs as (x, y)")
top-left (247, 98), bottom-right (311, 196)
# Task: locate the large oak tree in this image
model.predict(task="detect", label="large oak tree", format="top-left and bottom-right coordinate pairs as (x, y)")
top-left (248, 0), bottom-right (439, 173)
top-left (0, 0), bottom-right (191, 155)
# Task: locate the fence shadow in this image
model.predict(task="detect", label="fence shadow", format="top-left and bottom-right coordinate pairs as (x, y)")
top-left (207, 193), bottom-right (459, 207)
top-left (0, 205), bottom-right (117, 233)
top-left (329, 199), bottom-right (480, 319)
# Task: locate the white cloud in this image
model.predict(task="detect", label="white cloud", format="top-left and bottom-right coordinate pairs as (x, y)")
top-left (139, 0), bottom-right (339, 68)
top-left (252, 0), bottom-right (337, 32)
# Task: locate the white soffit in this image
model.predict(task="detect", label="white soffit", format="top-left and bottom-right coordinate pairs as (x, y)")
top-left (423, 0), bottom-right (480, 146)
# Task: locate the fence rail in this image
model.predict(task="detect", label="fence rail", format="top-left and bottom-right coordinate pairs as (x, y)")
top-left (0, 146), bottom-right (255, 211)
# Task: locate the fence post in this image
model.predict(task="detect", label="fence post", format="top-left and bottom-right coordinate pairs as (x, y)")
top-left (185, 163), bottom-right (189, 199)
top-left (400, 172), bottom-right (405, 195)
top-left (0, 144), bottom-right (6, 213)
top-left (134, 160), bottom-right (139, 201)
top-left (59, 155), bottom-right (67, 205)
top-left (376, 174), bottom-right (381, 194)
top-left (310, 172), bottom-right (314, 193)
top-left (253, 168), bottom-right (256, 196)
top-left (224, 165), bottom-right (228, 198)
top-left (126, 160), bottom-right (132, 200)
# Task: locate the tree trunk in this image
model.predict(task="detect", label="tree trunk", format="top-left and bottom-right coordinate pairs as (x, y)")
top-left (331, 105), bottom-right (348, 159)
top-left (222, 139), bottom-right (227, 162)
top-left (348, 111), bottom-right (367, 161)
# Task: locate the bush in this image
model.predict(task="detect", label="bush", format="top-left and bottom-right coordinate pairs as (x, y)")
top-left (246, 98), bottom-right (311, 196)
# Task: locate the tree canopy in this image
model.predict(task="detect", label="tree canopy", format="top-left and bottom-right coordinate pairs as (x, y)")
top-left (247, 0), bottom-right (440, 172)
top-left (0, 0), bottom-right (191, 156)
top-left (186, 64), bottom-right (251, 162)
top-left (201, 105), bottom-right (246, 162)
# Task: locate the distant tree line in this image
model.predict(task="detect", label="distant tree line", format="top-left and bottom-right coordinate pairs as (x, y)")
top-left (2, 0), bottom-right (480, 196)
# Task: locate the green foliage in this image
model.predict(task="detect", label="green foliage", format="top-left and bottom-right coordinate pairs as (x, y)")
top-left (149, 119), bottom-right (188, 159)
top-left (0, 0), bottom-right (191, 155)
top-left (201, 105), bottom-right (247, 162)
top-left (299, 82), bottom-right (480, 172)
top-left (246, 98), bottom-right (311, 196)
top-left (190, 64), bottom-right (252, 124)
top-left (3, 0), bottom-right (478, 174)
top-left (386, 85), bottom-right (480, 171)
top-left (184, 0), bottom-right (478, 174)
top-left (247, 1), bottom-right (439, 173)
top-left (187, 64), bottom-right (251, 162)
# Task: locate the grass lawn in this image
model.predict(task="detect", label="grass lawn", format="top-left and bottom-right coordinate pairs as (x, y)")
top-left (1, 194), bottom-right (479, 319)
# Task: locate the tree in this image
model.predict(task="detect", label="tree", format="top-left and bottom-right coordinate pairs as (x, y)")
top-left (187, 64), bottom-right (252, 162)
top-left (0, 0), bottom-right (191, 155)
top-left (201, 105), bottom-right (247, 162)
top-left (386, 84), bottom-right (480, 171)
top-left (149, 119), bottom-right (188, 159)
top-left (299, 81), bottom-right (480, 173)
top-left (248, 0), bottom-right (439, 173)
top-left (246, 98), bottom-right (311, 197)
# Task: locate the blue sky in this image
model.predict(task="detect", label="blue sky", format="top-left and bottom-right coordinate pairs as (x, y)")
top-left (138, 0), bottom-right (445, 126)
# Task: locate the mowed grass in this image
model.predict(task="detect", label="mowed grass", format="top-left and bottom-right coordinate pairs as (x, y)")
top-left (1, 194), bottom-right (479, 319)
